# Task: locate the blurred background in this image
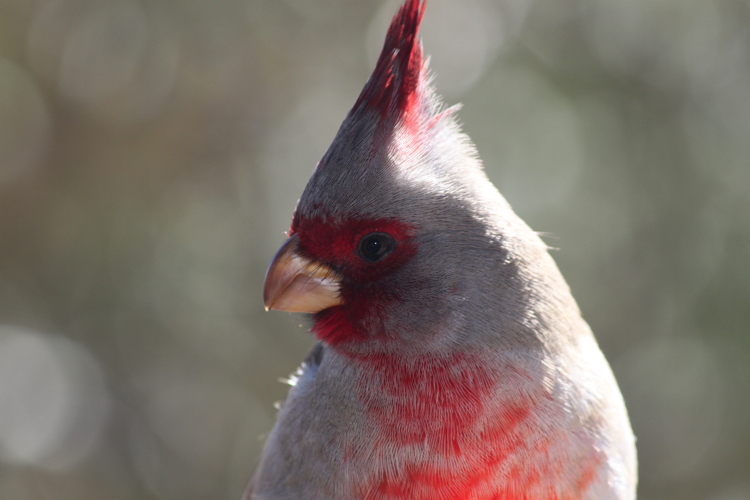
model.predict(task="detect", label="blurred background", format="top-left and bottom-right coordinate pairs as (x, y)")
top-left (0, 0), bottom-right (748, 499)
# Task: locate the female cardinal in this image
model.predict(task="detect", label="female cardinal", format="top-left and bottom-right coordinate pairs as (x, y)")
top-left (246, 0), bottom-right (637, 498)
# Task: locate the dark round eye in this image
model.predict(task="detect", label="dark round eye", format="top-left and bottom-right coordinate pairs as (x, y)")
top-left (358, 232), bottom-right (396, 263)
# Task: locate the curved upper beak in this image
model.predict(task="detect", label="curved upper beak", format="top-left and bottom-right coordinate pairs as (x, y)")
top-left (263, 234), bottom-right (342, 313)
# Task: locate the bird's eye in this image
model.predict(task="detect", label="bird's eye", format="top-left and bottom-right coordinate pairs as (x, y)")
top-left (358, 232), bottom-right (396, 263)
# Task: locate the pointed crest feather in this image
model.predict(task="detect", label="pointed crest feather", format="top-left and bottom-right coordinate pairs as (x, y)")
top-left (352, 0), bottom-right (426, 121)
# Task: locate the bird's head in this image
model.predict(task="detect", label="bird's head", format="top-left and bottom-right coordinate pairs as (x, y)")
top-left (263, 0), bottom-right (532, 356)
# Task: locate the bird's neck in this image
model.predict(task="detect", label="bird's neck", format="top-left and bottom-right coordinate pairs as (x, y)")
top-left (354, 349), bottom-right (501, 451)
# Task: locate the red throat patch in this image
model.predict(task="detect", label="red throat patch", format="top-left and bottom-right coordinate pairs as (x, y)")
top-left (351, 0), bottom-right (426, 121)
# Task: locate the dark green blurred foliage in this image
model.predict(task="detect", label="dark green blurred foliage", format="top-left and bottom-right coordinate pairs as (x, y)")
top-left (0, 1), bottom-right (748, 499)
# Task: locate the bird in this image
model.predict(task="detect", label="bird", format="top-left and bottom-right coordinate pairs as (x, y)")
top-left (246, 0), bottom-right (637, 498)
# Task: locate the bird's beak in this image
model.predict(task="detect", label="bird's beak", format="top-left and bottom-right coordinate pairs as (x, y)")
top-left (263, 234), bottom-right (342, 313)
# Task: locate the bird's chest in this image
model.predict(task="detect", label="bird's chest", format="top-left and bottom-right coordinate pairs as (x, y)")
top-left (343, 352), bottom-right (547, 500)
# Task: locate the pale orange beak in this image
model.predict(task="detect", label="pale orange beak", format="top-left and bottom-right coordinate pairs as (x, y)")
top-left (263, 234), bottom-right (342, 313)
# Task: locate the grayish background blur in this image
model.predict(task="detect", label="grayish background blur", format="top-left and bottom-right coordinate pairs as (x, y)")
top-left (0, 0), bottom-right (748, 499)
